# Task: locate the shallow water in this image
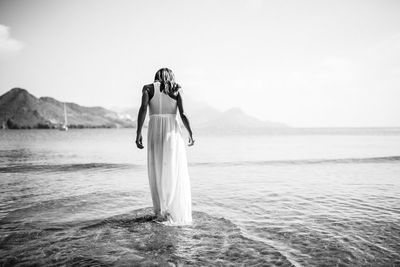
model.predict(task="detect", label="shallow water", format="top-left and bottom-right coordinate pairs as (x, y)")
top-left (1, 129), bottom-right (400, 266)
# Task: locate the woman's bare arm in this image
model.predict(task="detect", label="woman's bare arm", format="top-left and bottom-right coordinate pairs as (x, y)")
top-left (177, 91), bottom-right (195, 146)
top-left (135, 86), bottom-right (150, 149)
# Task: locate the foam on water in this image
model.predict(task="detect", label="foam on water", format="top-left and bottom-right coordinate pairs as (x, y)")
top-left (0, 163), bottom-right (134, 173)
top-left (1, 155), bottom-right (399, 174)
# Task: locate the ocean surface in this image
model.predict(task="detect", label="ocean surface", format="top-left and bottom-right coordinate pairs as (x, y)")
top-left (0, 128), bottom-right (399, 266)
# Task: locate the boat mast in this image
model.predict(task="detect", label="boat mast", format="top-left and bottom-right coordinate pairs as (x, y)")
top-left (64, 103), bottom-right (68, 126)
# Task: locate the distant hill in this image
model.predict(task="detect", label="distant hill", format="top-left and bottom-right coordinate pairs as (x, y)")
top-left (198, 107), bottom-right (287, 131)
top-left (115, 96), bottom-right (289, 133)
top-left (0, 88), bottom-right (134, 129)
top-left (0, 87), bottom-right (288, 131)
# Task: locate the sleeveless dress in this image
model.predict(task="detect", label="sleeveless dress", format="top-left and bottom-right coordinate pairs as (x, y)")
top-left (147, 81), bottom-right (192, 225)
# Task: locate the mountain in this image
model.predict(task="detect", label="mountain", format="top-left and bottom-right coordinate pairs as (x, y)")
top-left (0, 87), bottom-right (288, 131)
top-left (115, 96), bottom-right (289, 133)
top-left (0, 88), bottom-right (134, 129)
top-left (199, 107), bottom-right (287, 131)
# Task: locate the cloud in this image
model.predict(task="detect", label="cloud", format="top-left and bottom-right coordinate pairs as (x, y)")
top-left (0, 25), bottom-right (24, 53)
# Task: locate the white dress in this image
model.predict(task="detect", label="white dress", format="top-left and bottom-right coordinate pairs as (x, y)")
top-left (147, 81), bottom-right (192, 225)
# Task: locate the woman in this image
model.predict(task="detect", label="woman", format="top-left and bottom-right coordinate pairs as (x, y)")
top-left (135, 68), bottom-right (195, 225)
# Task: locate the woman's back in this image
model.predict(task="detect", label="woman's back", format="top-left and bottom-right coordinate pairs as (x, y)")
top-left (148, 81), bottom-right (178, 116)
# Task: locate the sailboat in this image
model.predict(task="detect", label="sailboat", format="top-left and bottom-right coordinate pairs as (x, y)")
top-left (60, 103), bottom-right (68, 131)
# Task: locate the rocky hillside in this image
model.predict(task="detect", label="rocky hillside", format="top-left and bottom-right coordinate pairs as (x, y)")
top-left (0, 88), bottom-right (134, 129)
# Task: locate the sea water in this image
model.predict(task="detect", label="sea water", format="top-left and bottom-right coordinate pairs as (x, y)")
top-left (0, 129), bottom-right (399, 266)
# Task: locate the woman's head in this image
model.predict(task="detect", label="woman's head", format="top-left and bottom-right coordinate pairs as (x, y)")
top-left (154, 68), bottom-right (180, 95)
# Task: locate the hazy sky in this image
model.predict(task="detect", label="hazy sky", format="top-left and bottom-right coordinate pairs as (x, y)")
top-left (0, 0), bottom-right (399, 127)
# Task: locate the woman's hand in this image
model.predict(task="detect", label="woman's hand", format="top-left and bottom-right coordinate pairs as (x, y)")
top-left (188, 135), bottom-right (195, 146)
top-left (135, 133), bottom-right (144, 149)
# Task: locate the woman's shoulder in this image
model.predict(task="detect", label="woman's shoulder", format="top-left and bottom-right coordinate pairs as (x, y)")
top-left (172, 83), bottom-right (183, 95)
top-left (166, 84), bottom-right (182, 100)
top-left (142, 83), bottom-right (154, 94)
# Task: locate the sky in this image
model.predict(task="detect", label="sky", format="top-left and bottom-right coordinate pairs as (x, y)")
top-left (0, 0), bottom-right (399, 127)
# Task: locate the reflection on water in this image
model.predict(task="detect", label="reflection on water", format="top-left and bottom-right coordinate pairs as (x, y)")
top-left (0, 129), bottom-right (400, 266)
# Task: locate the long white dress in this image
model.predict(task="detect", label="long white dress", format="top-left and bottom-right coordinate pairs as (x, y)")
top-left (147, 81), bottom-right (192, 225)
